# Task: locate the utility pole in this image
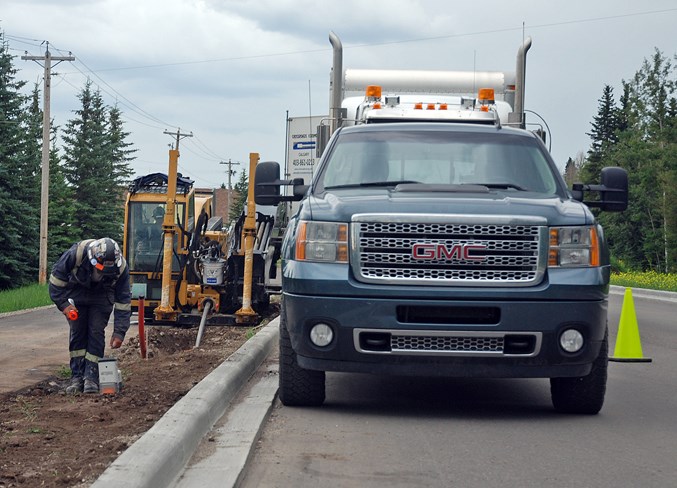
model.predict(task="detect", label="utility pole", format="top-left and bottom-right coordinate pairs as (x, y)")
top-left (220, 159), bottom-right (240, 190)
top-left (22, 42), bottom-right (75, 284)
top-left (163, 128), bottom-right (193, 151)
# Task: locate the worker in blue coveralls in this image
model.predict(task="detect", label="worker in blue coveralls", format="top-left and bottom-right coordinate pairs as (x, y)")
top-left (49, 238), bottom-right (131, 394)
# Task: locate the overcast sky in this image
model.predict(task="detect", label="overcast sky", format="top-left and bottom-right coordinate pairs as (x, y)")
top-left (2, 1), bottom-right (676, 188)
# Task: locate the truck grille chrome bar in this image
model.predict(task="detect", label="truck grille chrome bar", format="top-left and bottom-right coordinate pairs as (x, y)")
top-left (351, 214), bottom-right (547, 287)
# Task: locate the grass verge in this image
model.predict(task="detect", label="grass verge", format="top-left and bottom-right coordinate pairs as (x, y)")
top-left (610, 271), bottom-right (677, 292)
top-left (0, 284), bottom-right (51, 314)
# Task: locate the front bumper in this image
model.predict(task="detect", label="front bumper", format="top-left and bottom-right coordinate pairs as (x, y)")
top-left (283, 292), bottom-right (608, 378)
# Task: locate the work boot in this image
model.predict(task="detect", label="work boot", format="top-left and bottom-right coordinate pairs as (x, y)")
top-left (83, 379), bottom-right (99, 394)
top-left (66, 376), bottom-right (84, 394)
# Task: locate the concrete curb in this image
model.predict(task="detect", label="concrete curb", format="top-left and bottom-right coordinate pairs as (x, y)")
top-left (0, 305), bottom-right (53, 319)
top-left (91, 318), bottom-right (280, 488)
top-left (610, 285), bottom-right (677, 302)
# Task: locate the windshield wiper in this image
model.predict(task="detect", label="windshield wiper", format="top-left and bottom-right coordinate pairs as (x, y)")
top-left (465, 182), bottom-right (528, 191)
top-left (324, 180), bottom-right (420, 190)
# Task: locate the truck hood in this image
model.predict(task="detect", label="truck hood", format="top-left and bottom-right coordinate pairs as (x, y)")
top-left (300, 187), bottom-right (593, 226)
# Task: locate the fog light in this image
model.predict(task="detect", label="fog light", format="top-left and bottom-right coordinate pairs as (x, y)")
top-left (560, 329), bottom-right (584, 353)
top-left (310, 323), bottom-right (334, 347)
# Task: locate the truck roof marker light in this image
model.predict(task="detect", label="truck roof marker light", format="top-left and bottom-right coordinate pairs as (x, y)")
top-left (478, 88), bottom-right (495, 104)
top-left (426, 103), bottom-right (436, 110)
top-left (414, 103), bottom-right (423, 110)
top-left (480, 106), bottom-right (490, 112)
top-left (373, 102), bottom-right (382, 109)
top-left (439, 103), bottom-right (448, 110)
top-left (385, 95), bottom-right (400, 106)
top-left (365, 85), bottom-right (382, 99)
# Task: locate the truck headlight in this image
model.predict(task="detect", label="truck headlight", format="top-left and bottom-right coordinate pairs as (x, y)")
top-left (548, 226), bottom-right (600, 267)
top-left (296, 221), bottom-right (348, 263)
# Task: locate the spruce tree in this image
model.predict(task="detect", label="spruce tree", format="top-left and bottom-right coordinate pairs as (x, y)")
top-left (0, 33), bottom-right (36, 289)
top-left (19, 85), bottom-right (44, 274)
top-left (62, 81), bottom-right (134, 244)
top-left (229, 170), bottom-right (249, 223)
top-left (582, 85), bottom-right (621, 183)
top-left (104, 104), bottom-right (136, 244)
top-left (47, 126), bottom-right (77, 265)
top-left (594, 49), bottom-right (677, 272)
top-left (107, 104), bottom-right (135, 184)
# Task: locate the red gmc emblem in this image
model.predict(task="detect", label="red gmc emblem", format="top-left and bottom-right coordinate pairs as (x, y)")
top-left (412, 243), bottom-right (487, 261)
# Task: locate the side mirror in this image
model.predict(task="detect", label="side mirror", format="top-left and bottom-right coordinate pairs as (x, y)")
top-left (571, 167), bottom-right (628, 212)
top-left (255, 161), bottom-right (281, 206)
top-left (254, 161), bottom-right (307, 206)
top-left (599, 167), bottom-right (628, 211)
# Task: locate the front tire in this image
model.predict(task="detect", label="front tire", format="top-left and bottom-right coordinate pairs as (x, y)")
top-left (278, 304), bottom-right (325, 406)
top-left (550, 328), bottom-right (608, 414)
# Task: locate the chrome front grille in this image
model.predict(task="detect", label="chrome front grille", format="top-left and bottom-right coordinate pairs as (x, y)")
top-left (393, 334), bottom-right (503, 353)
top-left (351, 214), bottom-right (547, 287)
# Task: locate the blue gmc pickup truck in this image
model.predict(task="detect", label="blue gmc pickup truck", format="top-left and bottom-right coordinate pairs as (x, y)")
top-left (255, 34), bottom-right (628, 414)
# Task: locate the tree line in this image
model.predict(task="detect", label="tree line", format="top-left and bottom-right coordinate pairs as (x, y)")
top-left (565, 49), bottom-right (677, 273)
top-left (2, 29), bottom-right (674, 291)
top-left (0, 34), bottom-right (134, 290)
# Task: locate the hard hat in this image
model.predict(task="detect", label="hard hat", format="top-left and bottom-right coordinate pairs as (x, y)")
top-left (152, 206), bottom-right (165, 220)
top-left (88, 238), bottom-right (122, 274)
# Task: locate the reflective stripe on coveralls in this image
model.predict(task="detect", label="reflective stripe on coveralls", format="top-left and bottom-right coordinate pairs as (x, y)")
top-left (70, 349), bottom-right (86, 359)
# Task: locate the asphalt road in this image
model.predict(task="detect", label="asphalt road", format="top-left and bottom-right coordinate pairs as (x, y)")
top-left (0, 307), bottom-right (137, 393)
top-left (239, 291), bottom-right (677, 488)
top-left (0, 307), bottom-right (71, 392)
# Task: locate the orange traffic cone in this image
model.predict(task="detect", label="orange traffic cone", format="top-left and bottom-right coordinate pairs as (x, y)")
top-left (609, 288), bottom-right (652, 363)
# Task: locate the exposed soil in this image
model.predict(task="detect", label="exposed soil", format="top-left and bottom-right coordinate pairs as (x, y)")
top-left (0, 303), bottom-right (278, 488)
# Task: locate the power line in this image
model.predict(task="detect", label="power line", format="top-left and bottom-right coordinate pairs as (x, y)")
top-left (52, 71), bottom-right (167, 130)
top-left (19, 41), bottom-right (177, 131)
top-left (46, 42), bottom-right (179, 129)
top-left (17, 43), bottom-right (229, 183)
top-left (180, 142), bottom-right (222, 162)
top-left (15, 7), bottom-right (675, 75)
top-left (3, 33), bottom-right (44, 48)
top-left (191, 134), bottom-right (228, 160)
top-left (72, 61), bottom-right (177, 128)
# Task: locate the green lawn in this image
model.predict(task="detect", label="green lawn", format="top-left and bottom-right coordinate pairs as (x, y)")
top-left (0, 284), bottom-right (51, 314)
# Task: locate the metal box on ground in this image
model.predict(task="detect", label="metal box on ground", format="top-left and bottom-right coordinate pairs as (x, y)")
top-left (98, 358), bottom-right (122, 395)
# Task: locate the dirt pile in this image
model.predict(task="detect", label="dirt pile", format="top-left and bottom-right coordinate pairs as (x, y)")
top-left (0, 308), bottom-right (277, 488)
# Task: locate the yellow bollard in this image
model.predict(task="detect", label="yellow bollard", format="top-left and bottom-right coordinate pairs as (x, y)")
top-left (609, 288), bottom-right (652, 363)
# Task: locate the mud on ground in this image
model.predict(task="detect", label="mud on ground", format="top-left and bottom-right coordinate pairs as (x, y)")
top-left (0, 304), bottom-right (278, 488)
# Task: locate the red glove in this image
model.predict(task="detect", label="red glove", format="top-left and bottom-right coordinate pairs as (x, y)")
top-left (110, 336), bottom-right (123, 349)
top-left (63, 304), bottom-right (78, 321)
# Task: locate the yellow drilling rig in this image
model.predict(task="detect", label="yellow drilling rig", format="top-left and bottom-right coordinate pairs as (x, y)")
top-left (122, 150), bottom-right (281, 326)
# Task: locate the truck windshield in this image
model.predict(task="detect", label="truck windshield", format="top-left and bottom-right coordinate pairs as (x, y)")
top-left (319, 129), bottom-right (559, 194)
